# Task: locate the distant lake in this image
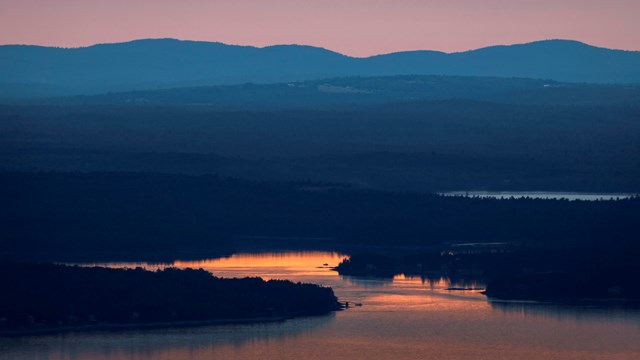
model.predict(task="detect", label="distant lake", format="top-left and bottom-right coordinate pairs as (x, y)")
top-left (2, 251), bottom-right (639, 359)
top-left (439, 191), bottom-right (637, 201)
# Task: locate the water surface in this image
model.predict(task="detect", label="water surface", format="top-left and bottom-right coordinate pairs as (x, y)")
top-left (2, 251), bottom-right (639, 360)
top-left (439, 191), bottom-right (636, 201)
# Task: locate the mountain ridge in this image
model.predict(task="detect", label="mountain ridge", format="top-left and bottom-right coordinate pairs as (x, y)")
top-left (3, 38), bottom-right (634, 56)
top-left (2, 38), bottom-right (639, 99)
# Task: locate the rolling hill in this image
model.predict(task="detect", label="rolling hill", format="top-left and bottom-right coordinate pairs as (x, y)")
top-left (1, 38), bottom-right (639, 99)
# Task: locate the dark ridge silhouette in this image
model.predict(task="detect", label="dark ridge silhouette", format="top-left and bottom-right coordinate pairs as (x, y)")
top-left (0, 262), bottom-right (340, 335)
top-left (1, 172), bottom-right (638, 260)
top-left (2, 94), bottom-right (639, 193)
top-left (484, 271), bottom-right (640, 302)
top-left (1, 39), bottom-right (639, 99)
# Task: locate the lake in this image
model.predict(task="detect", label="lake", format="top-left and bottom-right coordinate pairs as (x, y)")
top-left (2, 251), bottom-right (639, 359)
top-left (439, 191), bottom-right (637, 201)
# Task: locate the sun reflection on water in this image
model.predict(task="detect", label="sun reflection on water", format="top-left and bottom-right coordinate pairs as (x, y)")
top-left (26, 251), bottom-right (640, 360)
top-left (82, 251), bottom-right (349, 281)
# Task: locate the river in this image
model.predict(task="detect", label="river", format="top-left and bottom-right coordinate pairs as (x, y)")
top-left (1, 251), bottom-right (639, 359)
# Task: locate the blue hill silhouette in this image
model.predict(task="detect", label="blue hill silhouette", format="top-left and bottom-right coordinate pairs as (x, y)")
top-left (1, 39), bottom-right (639, 98)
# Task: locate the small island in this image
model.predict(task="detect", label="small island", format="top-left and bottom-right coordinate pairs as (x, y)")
top-left (336, 248), bottom-right (640, 304)
top-left (0, 262), bottom-right (341, 336)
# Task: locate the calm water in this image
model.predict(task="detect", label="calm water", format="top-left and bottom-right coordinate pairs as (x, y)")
top-left (439, 191), bottom-right (637, 201)
top-left (2, 251), bottom-right (640, 360)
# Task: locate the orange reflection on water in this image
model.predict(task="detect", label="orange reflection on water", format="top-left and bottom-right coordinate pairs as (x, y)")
top-left (87, 251), bottom-right (348, 281)
top-left (392, 273), bottom-right (485, 290)
top-left (174, 251), bottom-right (347, 280)
top-left (174, 251), bottom-right (345, 269)
top-left (357, 273), bottom-right (490, 312)
top-left (40, 252), bottom-right (640, 360)
top-left (365, 291), bottom-right (491, 313)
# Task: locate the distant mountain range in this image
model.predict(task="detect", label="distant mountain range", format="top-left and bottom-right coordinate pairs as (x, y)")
top-left (1, 38), bottom-right (639, 99)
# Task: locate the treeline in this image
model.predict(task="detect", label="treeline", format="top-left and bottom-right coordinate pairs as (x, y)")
top-left (337, 249), bottom-right (640, 301)
top-left (337, 246), bottom-right (640, 280)
top-left (484, 270), bottom-right (640, 302)
top-left (3, 100), bottom-right (639, 160)
top-left (1, 95), bottom-right (639, 193)
top-left (1, 172), bottom-right (638, 259)
top-left (0, 262), bottom-right (340, 333)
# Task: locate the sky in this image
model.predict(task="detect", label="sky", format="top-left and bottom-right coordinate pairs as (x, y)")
top-left (0, 0), bottom-right (638, 57)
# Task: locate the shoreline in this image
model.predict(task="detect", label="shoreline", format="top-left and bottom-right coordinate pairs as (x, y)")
top-left (0, 316), bottom-right (298, 337)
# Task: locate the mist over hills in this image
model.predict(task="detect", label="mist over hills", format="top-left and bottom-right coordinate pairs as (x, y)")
top-left (1, 40), bottom-right (639, 194)
top-left (1, 38), bottom-right (639, 99)
top-left (48, 75), bottom-right (640, 108)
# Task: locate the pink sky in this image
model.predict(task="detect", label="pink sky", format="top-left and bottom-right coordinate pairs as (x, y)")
top-left (0, 0), bottom-right (638, 57)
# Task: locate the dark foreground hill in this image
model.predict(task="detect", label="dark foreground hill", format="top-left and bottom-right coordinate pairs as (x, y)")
top-left (0, 262), bottom-right (340, 335)
top-left (2, 39), bottom-right (639, 99)
top-left (1, 172), bottom-right (638, 259)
